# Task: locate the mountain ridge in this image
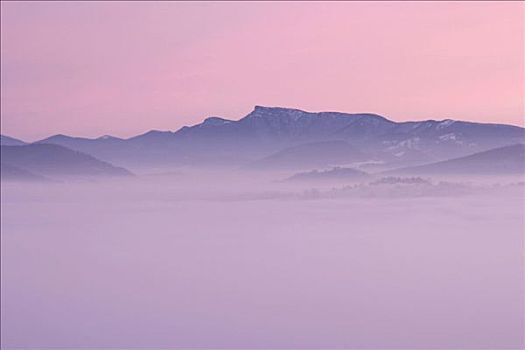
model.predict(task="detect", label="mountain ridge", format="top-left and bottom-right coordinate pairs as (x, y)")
top-left (4, 106), bottom-right (523, 171)
top-left (29, 106), bottom-right (525, 144)
top-left (32, 106), bottom-right (524, 142)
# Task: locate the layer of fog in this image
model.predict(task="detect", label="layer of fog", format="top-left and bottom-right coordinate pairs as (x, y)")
top-left (1, 171), bottom-right (524, 348)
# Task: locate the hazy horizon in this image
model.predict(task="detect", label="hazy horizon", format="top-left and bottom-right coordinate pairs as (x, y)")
top-left (1, 1), bottom-right (524, 140)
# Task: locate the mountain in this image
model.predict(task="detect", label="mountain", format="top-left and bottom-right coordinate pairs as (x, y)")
top-left (249, 140), bottom-right (369, 170)
top-left (175, 107), bottom-right (397, 156)
top-left (170, 106), bottom-right (524, 160)
top-left (0, 135), bottom-right (26, 146)
top-left (287, 167), bottom-right (370, 182)
top-left (33, 106), bottom-right (525, 171)
top-left (1, 144), bottom-right (133, 180)
top-left (389, 143), bottom-right (525, 175)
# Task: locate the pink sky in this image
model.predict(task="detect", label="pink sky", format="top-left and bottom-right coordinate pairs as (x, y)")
top-left (1, 1), bottom-right (523, 141)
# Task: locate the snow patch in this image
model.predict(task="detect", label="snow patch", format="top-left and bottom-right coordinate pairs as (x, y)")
top-left (437, 119), bottom-right (456, 129)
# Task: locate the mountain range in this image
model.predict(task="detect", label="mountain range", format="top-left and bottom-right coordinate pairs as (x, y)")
top-left (1, 106), bottom-right (524, 178)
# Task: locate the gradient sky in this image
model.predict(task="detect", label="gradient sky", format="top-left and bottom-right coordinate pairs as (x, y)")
top-left (1, 1), bottom-right (523, 141)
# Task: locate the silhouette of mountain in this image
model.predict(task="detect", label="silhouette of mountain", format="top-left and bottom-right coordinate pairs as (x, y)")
top-left (1, 144), bottom-right (133, 179)
top-left (0, 135), bottom-right (26, 146)
top-left (33, 106), bottom-right (525, 170)
top-left (389, 144), bottom-right (525, 175)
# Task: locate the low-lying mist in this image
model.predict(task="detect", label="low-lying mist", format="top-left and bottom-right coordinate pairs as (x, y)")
top-left (1, 171), bottom-right (524, 348)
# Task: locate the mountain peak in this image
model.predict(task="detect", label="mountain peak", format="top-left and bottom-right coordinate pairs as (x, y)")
top-left (201, 116), bottom-right (232, 126)
top-left (252, 105), bottom-right (306, 114)
top-left (43, 134), bottom-right (77, 141)
top-left (253, 105), bottom-right (276, 112)
top-left (250, 106), bottom-right (389, 121)
top-left (246, 106), bottom-right (310, 122)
